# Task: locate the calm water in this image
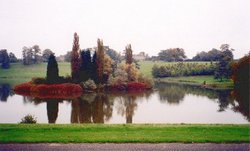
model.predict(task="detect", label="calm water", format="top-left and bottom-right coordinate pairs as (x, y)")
top-left (0, 83), bottom-right (249, 124)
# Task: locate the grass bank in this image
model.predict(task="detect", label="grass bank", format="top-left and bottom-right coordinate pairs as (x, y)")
top-left (156, 76), bottom-right (234, 89)
top-left (0, 124), bottom-right (249, 143)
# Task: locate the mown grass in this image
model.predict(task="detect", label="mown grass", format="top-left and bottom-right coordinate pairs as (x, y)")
top-left (0, 61), bottom-right (233, 88)
top-left (0, 124), bottom-right (249, 143)
top-left (157, 76), bottom-right (234, 89)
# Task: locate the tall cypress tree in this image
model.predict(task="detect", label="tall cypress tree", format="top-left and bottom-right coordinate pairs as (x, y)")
top-left (96, 39), bottom-right (105, 84)
top-left (71, 33), bottom-right (80, 83)
top-left (125, 44), bottom-right (133, 65)
top-left (92, 51), bottom-right (99, 84)
top-left (46, 54), bottom-right (59, 84)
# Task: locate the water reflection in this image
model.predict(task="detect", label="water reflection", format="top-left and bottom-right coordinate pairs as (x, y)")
top-left (0, 84), bottom-right (12, 102)
top-left (156, 82), bottom-right (249, 121)
top-left (0, 83), bottom-right (249, 123)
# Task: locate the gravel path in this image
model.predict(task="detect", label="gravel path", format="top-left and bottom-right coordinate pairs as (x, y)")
top-left (0, 143), bottom-right (249, 151)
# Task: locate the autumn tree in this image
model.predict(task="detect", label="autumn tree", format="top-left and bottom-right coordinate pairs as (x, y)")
top-left (96, 39), bottom-right (105, 84)
top-left (46, 54), bottom-right (59, 84)
top-left (125, 44), bottom-right (133, 64)
top-left (71, 33), bottom-right (80, 82)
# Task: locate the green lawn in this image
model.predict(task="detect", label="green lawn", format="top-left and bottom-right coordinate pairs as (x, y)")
top-left (0, 124), bottom-right (249, 143)
top-left (0, 62), bottom-right (70, 86)
top-left (0, 61), bottom-right (233, 88)
top-left (157, 76), bottom-right (234, 89)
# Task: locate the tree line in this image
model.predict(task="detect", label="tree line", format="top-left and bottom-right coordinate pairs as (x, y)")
top-left (22, 45), bottom-right (54, 65)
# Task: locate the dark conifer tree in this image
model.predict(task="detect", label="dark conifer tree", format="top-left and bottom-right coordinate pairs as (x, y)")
top-left (46, 54), bottom-right (59, 84)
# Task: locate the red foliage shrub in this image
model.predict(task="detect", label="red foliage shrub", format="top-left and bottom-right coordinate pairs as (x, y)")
top-left (108, 84), bottom-right (127, 91)
top-left (127, 82), bottom-right (146, 91)
top-left (14, 83), bottom-right (83, 99)
top-left (14, 82), bottom-right (33, 93)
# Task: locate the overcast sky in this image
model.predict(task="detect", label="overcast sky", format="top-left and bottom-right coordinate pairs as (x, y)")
top-left (0, 0), bottom-right (249, 59)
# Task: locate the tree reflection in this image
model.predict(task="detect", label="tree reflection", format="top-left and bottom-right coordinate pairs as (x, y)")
top-left (47, 100), bottom-right (59, 123)
top-left (70, 93), bottom-right (113, 123)
top-left (115, 93), bottom-right (142, 123)
top-left (156, 83), bottom-right (185, 104)
top-left (216, 90), bottom-right (234, 112)
top-left (155, 82), bottom-right (246, 118)
top-left (231, 86), bottom-right (250, 121)
top-left (0, 84), bottom-right (11, 102)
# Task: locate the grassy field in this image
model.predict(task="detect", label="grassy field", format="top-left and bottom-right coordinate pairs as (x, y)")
top-left (0, 124), bottom-right (249, 143)
top-left (0, 61), bottom-right (233, 88)
top-left (156, 76), bottom-right (234, 89)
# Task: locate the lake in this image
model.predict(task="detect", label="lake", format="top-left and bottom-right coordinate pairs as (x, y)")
top-left (0, 82), bottom-right (249, 124)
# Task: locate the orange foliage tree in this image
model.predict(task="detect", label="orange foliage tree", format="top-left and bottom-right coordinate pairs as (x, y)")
top-left (96, 39), bottom-right (105, 84)
top-left (71, 33), bottom-right (80, 82)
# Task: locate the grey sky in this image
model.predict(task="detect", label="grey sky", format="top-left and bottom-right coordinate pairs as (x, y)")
top-left (0, 0), bottom-right (249, 59)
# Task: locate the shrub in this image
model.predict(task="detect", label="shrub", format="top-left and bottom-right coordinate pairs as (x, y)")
top-left (14, 82), bottom-right (33, 93)
top-left (81, 79), bottom-right (97, 90)
top-left (127, 82), bottom-right (147, 91)
top-left (138, 75), bottom-right (154, 89)
top-left (152, 62), bottom-right (215, 78)
top-left (31, 77), bottom-right (47, 85)
top-left (20, 114), bottom-right (37, 124)
top-left (14, 83), bottom-right (83, 97)
top-left (108, 84), bottom-right (127, 91)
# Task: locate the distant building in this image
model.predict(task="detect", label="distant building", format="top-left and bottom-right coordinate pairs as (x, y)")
top-left (56, 55), bottom-right (65, 62)
top-left (133, 52), bottom-right (148, 61)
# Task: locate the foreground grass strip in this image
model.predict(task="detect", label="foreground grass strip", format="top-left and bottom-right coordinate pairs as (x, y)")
top-left (0, 124), bottom-right (249, 143)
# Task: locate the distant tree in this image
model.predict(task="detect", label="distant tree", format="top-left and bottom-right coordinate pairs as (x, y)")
top-left (0, 49), bottom-right (10, 69)
top-left (96, 39), bottom-right (105, 84)
top-left (22, 46), bottom-right (30, 65)
top-left (214, 44), bottom-right (234, 81)
top-left (158, 48), bottom-right (186, 62)
top-left (32, 45), bottom-right (41, 64)
top-left (193, 49), bottom-right (222, 61)
top-left (106, 48), bottom-right (121, 63)
top-left (42, 49), bottom-right (54, 62)
top-left (22, 45), bottom-right (42, 65)
top-left (46, 54), bottom-right (59, 84)
top-left (125, 44), bottom-right (133, 64)
top-left (71, 33), bottom-right (80, 82)
top-left (64, 51), bottom-right (71, 62)
top-left (106, 48), bottom-right (121, 74)
top-left (9, 52), bottom-right (18, 63)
